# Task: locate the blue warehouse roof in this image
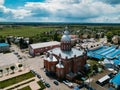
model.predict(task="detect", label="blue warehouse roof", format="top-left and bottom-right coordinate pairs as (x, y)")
top-left (49, 48), bottom-right (84, 59)
top-left (0, 43), bottom-right (9, 47)
top-left (110, 72), bottom-right (120, 86)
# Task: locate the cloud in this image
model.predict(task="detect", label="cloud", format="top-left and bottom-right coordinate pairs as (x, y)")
top-left (0, 1), bottom-right (32, 19)
top-left (0, 0), bottom-right (4, 5)
top-left (23, 0), bottom-right (120, 22)
top-left (0, 0), bottom-right (120, 22)
top-left (10, 9), bottom-right (32, 19)
top-left (99, 0), bottom-right (120, 5)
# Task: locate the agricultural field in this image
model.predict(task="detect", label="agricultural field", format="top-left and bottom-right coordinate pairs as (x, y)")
top-left (0, 26), bottom-right (57, 37)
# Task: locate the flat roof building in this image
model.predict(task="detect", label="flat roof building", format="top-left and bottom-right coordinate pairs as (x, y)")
top-left (0, 43), bottom-right (9, 53)
top-left (29, 41), bottom-right (60, 56)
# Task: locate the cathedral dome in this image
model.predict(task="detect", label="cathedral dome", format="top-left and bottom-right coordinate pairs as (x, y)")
top-left (61, 30), bottom-right (71, 42)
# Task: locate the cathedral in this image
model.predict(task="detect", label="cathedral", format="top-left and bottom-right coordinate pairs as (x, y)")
top-left (44, 27), bottom-right (87, 80)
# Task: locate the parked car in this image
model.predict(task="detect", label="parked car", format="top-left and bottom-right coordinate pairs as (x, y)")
top-left (45, 82), bottom-right (50, 88)
top-left (53, 80), bottom-right (59, 85)
top-left (77, 83), bottom-right (84, 89)
top-left (18, 57), bottom-right (22, 59)
top-left (63, 81), bottom-right (68, 85)
top-left (45, 71), bottom-right (51, 76)
top-left (30, 69), bottom-right (37, 75)
top-left (40, 78), bottom-right (45, 83)
top-left (37, 74), bottom-right (41, 79)
top-left (14, 52), bottom-right (18, 55)
top-left (63, 80), bottom-right (73, 88)
top-left (66, 80), bottom-right (73, 88)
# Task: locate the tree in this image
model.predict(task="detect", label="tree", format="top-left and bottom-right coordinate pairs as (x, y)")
top-left (18, 64), bottom-right (23, 71)
top-left (6, 37), bottom-right (11, 45)
top-left (87, 34), bottom-right (91, 39)
top-left (29, 37), bottom-right (33, 44)
top-left (92, 64), bottom-right (98, 73)
top-left (10, 66), bottom-right (15, 73)
top-left (5, 67), bottom-right (9, 75)
top-left (101, 33), bottom-right (105, 38)
top-left (0, 69), bottom-right (3, 77)
top-left (95, 34), bottom-right (99, 39)
top-left (0, 36), bottom-right (5, 43)
top-left (106, 31), bottom-right (113, 42)
top-left (53, 32), bottom-right (59, 41)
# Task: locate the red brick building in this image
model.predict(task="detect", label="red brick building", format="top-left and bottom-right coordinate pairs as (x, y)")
top-left (29, 41), bottom-right (60, 56)
top-left (44, 27), bottom-right (87, 80)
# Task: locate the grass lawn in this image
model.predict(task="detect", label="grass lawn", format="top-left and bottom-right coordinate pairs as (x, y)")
top-left (87, 59), bottom-right (98, 66)
top-left (0, 72), bottom-right (35, 89)
top-left (37, 81), bottom-right (46, 90)
top-left (19, 86), bottom-right (31, 90)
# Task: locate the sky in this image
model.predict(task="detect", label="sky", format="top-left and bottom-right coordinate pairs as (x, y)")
top-left (0, 0), bottom-right (120, 23)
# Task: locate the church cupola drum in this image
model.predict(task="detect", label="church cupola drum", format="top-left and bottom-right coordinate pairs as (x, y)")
top-left (61, 26), bottom-right (72, 51)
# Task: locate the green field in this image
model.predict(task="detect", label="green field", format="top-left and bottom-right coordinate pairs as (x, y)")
top-left (0, 72), bottom-right (35, 89)
top-left (0, 26), bottom-right (56, 37)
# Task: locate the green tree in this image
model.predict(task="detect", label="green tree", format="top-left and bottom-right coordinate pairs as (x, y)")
top-left (53, 32), bottom-right (59, 41)
top-left (106, 31), bottom-right (113, 42)
top-left (101, 33), bottom-right (105, 38)
top-left (18, 64), bottom-right (23, 71)
top-left (29, 37), bottom-right (33, 44)
top-left (10, 66), bottom-right (15, 73)
top-left (0, 69), bottom-right (3, 77)
top-left (87, 34), bottom-right (91, 39)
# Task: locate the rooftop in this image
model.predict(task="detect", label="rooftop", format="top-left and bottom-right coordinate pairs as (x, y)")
top-left (30, 41), bottom-right (60, 49)
top-left (110, 72), bottom-right (120, 86)
top-left (49, 48), bottom-right (84, 59)
top-left (0, 43), bottom-right (9, 47)
top-left (46, 56), bottom-right (57, 62)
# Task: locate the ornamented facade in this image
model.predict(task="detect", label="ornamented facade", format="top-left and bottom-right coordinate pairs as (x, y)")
top-left (44, 27), bottom-right (87, 80)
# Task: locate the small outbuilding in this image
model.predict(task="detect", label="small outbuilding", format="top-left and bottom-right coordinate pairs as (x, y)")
top-left (0, 43), bottom-right (9, 53)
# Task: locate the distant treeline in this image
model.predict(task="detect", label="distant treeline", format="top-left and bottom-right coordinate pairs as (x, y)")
top-left (0, 22), bottom-right (120, 26)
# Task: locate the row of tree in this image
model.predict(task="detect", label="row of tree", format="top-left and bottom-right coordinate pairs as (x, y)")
top-left (0, 64), bottom-right (23, 77)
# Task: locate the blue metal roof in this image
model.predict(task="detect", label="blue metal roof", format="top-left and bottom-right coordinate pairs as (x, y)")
top-left (49, 48), bottom-right (84, 59)
top-left (87, 46), bottom-right (120, 60)
top-left (0, 43), bottom-right (9, 47)
top-left (110, 72), bottom-right (120, 86)
top-left (106, 49), bottom-right (120, 59)
top-left (113, 59), bottom-right (120, 65)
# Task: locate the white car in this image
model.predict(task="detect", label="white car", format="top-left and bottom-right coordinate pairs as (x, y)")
top-left (63, 81), bottom-right (73, 88)
top-left (40, 78), bottom-right (45, 83)
top-left (63, 81), bottom-right (69, 85)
